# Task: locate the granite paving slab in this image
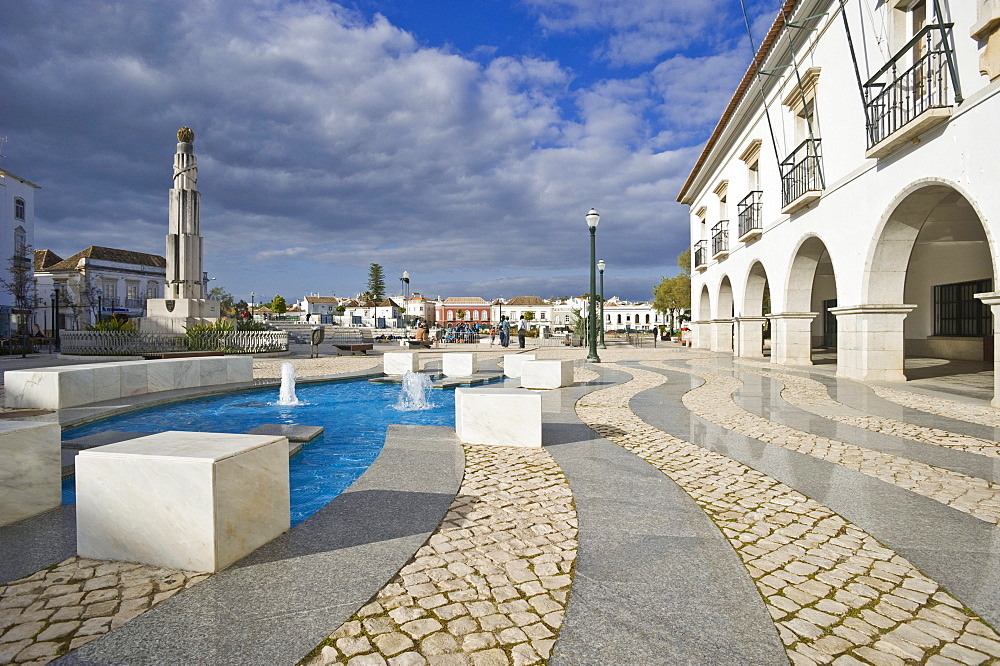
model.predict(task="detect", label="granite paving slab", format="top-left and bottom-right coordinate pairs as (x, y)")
top-left (545, 364), bottom-right (786, 665)
top-left (247, 423), bottom-right (324, 442)
top-left (54, 424), bottom-right (463, 666)
top-left (0, 506), bottom-right (76, 586)
top-left (645, 362), bottom-right (1000, 630)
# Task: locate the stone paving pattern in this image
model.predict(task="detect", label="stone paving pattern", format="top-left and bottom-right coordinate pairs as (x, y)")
top-left (300, 443), bottom-right (577, 666)
top-left (577, 363), bottom-right (1000, 666)
top-left (726, 360), bottom-right (1000, 456)
top-left (0, 558), bottom-right (206, 665)
top-left (673, 362), bottom-right (1000, 525)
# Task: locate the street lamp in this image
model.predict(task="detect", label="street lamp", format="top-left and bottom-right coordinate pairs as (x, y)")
top-left (597, 259), bottom-right (606, 349)
top-left (96, 288), bottom-right (104, 324)
top-left (400, 270), bottom-right (410, 339)
top-left (585, 208), bottom-right (601, 363)
top-left (250, 291), bottom-right (255, 321)
top-left (52, 285), bottom-right (61, 352)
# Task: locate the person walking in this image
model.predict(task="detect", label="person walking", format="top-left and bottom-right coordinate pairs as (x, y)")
top-left (489, 327), bottom-right (497, 345)
top-left (518, 315), bottom-right (527, 348)
top-left (500, 316), bottom-right (511, 348)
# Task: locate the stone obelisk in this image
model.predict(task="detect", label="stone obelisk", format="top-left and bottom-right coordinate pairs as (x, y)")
top-left (144, 127), bottom-right (219, 332)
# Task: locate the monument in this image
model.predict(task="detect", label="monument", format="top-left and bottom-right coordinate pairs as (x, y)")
top-left (144, 127), bottom-right (219, 332)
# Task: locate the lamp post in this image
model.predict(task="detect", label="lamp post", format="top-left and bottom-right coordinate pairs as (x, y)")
top-left (52, 286), bottom-right (61, 352)
top-left (96, 288), bottom-right (104, 324)
top-left (597, 259), bottom-right (606, 349)
top-left (250, 291), bottom-right (255, 322)
top-left (585, 208), bottom-right (601, 363)
top-left (400, 270), bottom-right (410, 338)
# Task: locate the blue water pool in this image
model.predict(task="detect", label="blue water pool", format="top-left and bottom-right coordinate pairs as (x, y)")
top-left (62, 378), bottom-right (461, 525)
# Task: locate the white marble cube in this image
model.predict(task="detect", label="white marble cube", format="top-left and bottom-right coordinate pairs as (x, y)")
top-left (384, 352), bottom-right (419, 375)
top-left (520, 359), bottom-right (575, 389)
top-left (0, 421), bottom-right (63, 526)
top-left (442, 353), bottom-right (478, 377)
top-left (455, 388), bottom-right (542, 447)
top-left (503, 354), bottom-right (536, 378)
top-left (76, 431), bottom-right (290, 572)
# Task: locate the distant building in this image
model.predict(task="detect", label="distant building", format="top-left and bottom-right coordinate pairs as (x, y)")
top-left (439, 297), bottom-right (492, 325)
top-left (34, 246), bottom-right (166, 332)
top-left (678, 1), bottom-right (1000, 403)
top-left (0, 168), bottom-right (39, 337)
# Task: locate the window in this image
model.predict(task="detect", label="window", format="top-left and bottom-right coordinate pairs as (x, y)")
top-left (13, 226), bottom-right (26, 254)
top-left (14, 198), bottom-right (25, 221)
top-left (934, 279), bottom-right (992, 337)
top-left (127, 284), bottom-right (139, 301)
top-left (103, 283), bottom-right (116, 300)
top-left (146, 283), bottom-right (158, 299)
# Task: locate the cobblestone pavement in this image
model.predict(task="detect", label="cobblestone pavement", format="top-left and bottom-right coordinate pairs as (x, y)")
top-left (578, 363), bottom-right (1000, 666)
top-left (867, 384), bottom-right (1000, 429)
top-left (718, 361), bottom-right (1000, 457)
top-left (0, 558), bottom-right (206, 665)
top-left (301, 443), bottom-right (577, 666)
top-left (732, 356), bottom-right (1000, 430)
top-left (669, 362), bottom-right (1000, 525)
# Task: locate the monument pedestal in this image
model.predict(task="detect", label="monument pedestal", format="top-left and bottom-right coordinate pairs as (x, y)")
top-left (143, 298), bottom-right (221, 333)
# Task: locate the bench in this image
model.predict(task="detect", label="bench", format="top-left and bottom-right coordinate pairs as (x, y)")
top-left (330, 328), bottom-right (375, 354)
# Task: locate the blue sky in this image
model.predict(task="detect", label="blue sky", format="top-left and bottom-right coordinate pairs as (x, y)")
top-left (0, 0), bottom-right (780, 303)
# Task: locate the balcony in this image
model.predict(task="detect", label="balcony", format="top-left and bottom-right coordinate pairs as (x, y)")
top-left (694, 240), bottom-right (708, 272)
top-left (780, 139), bottom-right (823, 214)
top-left (864, 24), bottom-right (956, 159)
top-left (711, 222), bottom-right (729, 260)
top-left (737, 190), bottom-right (763, 242)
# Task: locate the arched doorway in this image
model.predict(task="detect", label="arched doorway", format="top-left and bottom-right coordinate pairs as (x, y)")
top-left (737, 260), bottom-right (771, 358)
top-left (852, 182), bottom-right (996, 387)
top-left (713, 276), bottom-right (735, 353)
top-left (695, 285), bottom-right (712, 348)
top-left (774, 236), bottom-right (838, 366)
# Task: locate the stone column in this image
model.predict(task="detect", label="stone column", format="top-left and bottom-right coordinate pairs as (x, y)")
top-left (710, 319), bottom-right (734, 353)
top-left (691, 320), bottom-right (710, 349)
top-left (735, 316), bottom-right (767, 358)
top-left (976, 291), bottom-right (1000, 406)
top-left (829, 304), bottom-right (915, 383)
top-left (767, 312), bottom-right (817, 366)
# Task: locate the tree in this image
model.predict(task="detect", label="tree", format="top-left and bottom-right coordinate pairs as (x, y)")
top-left (0, 243), bottom-right (34, 356)
top-left (523, 311), bottom-right (536, 322)
top-left (366, 263), bottom-right (386, 303)
top-left (270, 294), bottom-right (287, 314)
top-left (652, 250), bottom-right (692, 332)
top-left (455, 309), bottom-right (466, 321)
top-left (208, 285), bottom-right (237, 316)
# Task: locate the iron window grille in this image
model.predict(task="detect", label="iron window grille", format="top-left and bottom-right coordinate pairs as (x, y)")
top-left (933, 279), bottom-right (992, 337)
top-left (738, 191), bottom-right (762, 238)
top-left (711, 221), bottom-right (728, 257)
top-left (780, 139), bottom-right (823, 208)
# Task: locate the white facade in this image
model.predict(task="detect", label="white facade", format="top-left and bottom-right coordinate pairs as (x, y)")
top-left (0, 169), bottom-right (39, 337)
top-left (680, 1), bottom-right (1000, 400)
top-left (34, 247), bottom-right (166, 333)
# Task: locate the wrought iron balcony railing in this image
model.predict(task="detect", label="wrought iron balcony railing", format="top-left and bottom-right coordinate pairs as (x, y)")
top-left (737, 190), bottom-right (763, 239)
top-left (711, 221), bottom-right (729, 258)
top-left (694, 240), bottom-right (707, 270)
top-left (780, 139), bottom-right (823, 210)
top-left (124, 298), bottom-right (147, 308)
top-left (864, 24), bottom-right (957, 152)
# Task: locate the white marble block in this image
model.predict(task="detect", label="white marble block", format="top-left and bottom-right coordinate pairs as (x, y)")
top-left (0, 421), bottom-right (63, 526)
top-left (225, 356), bottom-right (254, 384)
top-left (442, 353), bottom-right (478, 377)
top-left (520, 359), bottom-right (574, 389)
top-left (384, 352), bottom-right (419, 375)
top-left (455, 388), bottom-right (542, 447)
top-left (502, 354), bottom-right (536, 378)
top-left (76, 431), bottom-right (290, 572)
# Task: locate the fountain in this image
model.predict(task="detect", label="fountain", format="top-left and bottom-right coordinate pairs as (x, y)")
top-left (276, 362), bottom-right (303, 406)
top-left (396, 371), bottom-right (433, 411)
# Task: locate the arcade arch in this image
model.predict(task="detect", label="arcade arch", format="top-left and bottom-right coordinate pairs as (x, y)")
top-left (772, 236), bottom-right (838, 366)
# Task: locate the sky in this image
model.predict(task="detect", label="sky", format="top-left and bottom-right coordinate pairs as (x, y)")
top-left (1, 0), bottom-right (781, 304)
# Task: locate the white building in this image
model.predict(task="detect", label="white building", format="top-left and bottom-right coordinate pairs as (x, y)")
top-left (679, 0), bottom-right (1000, 403)
top-left (34, 246), bottom-right (166, 332)
top-left (0, 168), bottom-right (39, 337)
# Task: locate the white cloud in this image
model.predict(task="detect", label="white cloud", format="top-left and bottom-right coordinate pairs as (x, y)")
top-left (0, 0), bottom-right (733, 301)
